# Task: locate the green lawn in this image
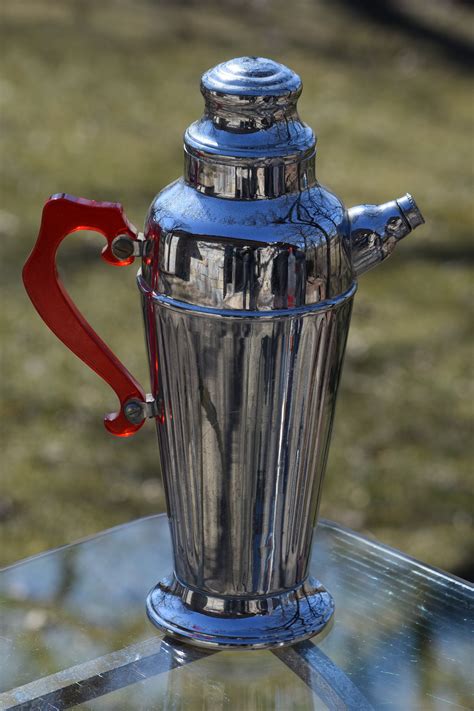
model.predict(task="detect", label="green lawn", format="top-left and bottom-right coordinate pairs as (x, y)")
top-left (1, 0), bottom-right (473, 575)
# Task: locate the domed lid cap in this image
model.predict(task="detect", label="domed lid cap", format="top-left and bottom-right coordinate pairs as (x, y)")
top-left (185, 56), bottom-right (314, 158)
top-left (201, 56), bottom-right (302, 103)
top-left (184, 57), bottom-right (316, 199)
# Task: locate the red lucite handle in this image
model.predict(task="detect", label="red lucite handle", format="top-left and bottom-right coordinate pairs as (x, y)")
top-left (23, 193), bottom-right (146, 437)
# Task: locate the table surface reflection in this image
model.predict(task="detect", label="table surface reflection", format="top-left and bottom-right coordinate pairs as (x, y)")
top-left (0, 516), bottom-right (472, 710)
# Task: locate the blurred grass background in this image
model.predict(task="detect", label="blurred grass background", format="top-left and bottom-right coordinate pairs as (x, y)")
top-left (1, 0), bottom-right (473, 576)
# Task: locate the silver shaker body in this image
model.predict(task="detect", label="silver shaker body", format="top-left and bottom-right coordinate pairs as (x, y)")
top-left (140, 176), bottom-right (354, 648)
top-left (142, 257), bottom-right (352, 598)
top-left (141, 57), bottom-right (424, 648)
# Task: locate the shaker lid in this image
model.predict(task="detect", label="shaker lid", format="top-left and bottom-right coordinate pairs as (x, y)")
top-left (184, 57), bottom-right (316, 198)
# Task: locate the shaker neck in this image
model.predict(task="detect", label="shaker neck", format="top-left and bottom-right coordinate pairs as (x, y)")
top-left (183, 144), bottom-right (317, 200)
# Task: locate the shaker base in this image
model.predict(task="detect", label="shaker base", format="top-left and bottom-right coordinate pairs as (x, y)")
top-left (146, 574), bottom-right (334, 650)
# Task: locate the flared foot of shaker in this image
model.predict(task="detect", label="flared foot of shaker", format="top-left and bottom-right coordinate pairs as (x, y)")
top-left (146, 574), bottom-right (334, 650)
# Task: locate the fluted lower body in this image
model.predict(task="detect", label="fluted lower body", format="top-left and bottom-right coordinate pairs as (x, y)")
top-left (141, 285), bottom-right (353, 647)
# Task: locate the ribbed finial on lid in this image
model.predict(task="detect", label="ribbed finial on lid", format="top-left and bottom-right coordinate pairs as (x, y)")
top-left (201, 56), bottom-right (302, 100)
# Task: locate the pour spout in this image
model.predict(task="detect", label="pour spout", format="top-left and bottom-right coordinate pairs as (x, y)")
top-left (349, 193), bottom-right (424, 277)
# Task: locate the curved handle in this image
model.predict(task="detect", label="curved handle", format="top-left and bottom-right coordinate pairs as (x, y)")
top-left (23, 193), bottom-right (147, 437)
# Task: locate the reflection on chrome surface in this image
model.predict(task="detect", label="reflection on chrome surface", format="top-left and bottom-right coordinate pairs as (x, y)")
top-left (142, 183), bottom-right (353, 311)
top-left (146, 573), bottom-right (335, 650)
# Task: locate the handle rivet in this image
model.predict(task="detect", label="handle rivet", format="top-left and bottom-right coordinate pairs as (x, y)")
top-left (124, 399), bottom-right (144, 424)
top-left (111, 234), bottom-right (135, 260)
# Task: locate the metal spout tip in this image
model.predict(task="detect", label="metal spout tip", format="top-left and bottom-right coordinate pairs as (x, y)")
top-left (349, 192), bottom-right (425, 277)
top-left (397, 193), bottom-right (425, 230)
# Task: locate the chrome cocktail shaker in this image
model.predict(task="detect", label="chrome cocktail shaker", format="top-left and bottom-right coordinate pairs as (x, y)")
top-left (23, 57), bottom-right (424, 649)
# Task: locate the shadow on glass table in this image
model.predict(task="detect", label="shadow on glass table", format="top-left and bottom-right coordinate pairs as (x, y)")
top-left (1, 516), bottom-right (472, 710)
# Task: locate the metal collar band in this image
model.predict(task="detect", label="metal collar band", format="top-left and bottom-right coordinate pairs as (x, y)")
top-left (184, 146), bottom-right (316, 200)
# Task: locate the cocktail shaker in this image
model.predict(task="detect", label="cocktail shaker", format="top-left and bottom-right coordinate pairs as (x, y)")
top-left (23, 57), bottom-right (424, 649)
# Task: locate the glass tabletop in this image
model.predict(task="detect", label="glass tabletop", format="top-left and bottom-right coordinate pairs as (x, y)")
top-left (0, 515), bottom-right (472, 710)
